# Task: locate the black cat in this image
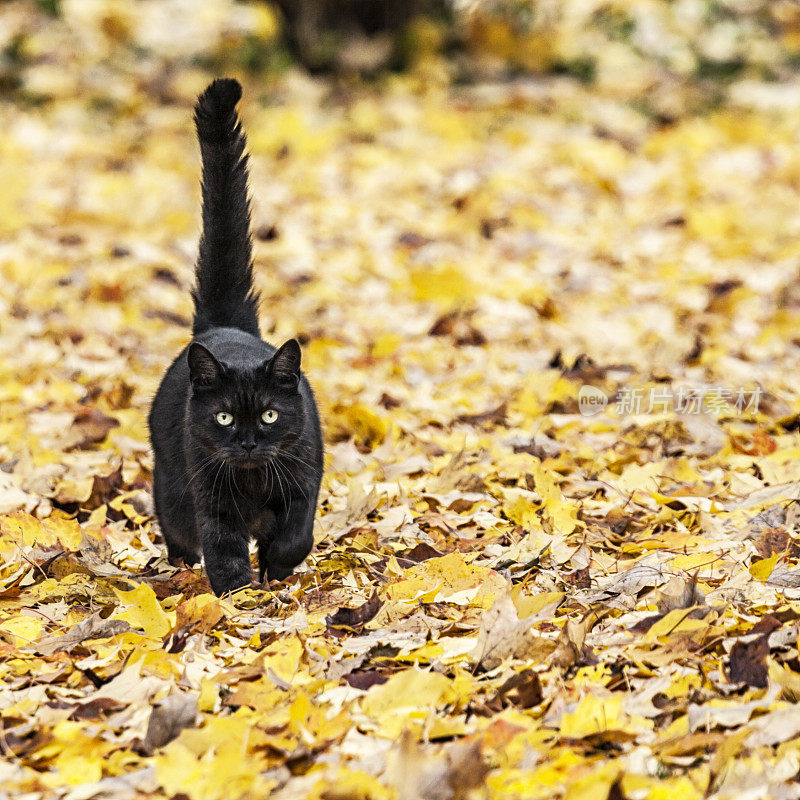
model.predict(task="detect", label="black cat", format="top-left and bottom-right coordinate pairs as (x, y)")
top-left (148, 78), bottom-right (323, 596)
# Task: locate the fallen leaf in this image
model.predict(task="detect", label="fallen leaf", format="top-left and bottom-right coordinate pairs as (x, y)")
top-left (29, 612), bottom-right (133, 656)
top-left (143, 692), bottom-right (198, 753)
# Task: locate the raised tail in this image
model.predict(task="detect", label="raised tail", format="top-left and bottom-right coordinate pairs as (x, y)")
top-left (191, 78), bottom-right (260, 337)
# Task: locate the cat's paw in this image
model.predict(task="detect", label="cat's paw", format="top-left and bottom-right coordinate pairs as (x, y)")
top-left (168, 553), bottom-right (200, 569)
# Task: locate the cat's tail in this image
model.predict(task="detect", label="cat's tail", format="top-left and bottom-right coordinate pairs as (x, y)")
top-left (191, 78), bottom-right (260, 337)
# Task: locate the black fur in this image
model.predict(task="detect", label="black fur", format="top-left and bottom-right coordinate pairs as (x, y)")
top-left (149, 78), bottom-right (323, 596)
top-left (192, 78), bottom-right (260, 337)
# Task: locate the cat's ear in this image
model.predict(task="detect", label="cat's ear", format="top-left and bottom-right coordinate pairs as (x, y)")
top-left (187, 342), bottom-right (223, 388)
top-left (266, 339), bottom-right (301, 390)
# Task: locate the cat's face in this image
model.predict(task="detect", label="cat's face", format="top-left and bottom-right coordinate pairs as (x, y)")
top-left (186, 340), bottom-right (304, 468)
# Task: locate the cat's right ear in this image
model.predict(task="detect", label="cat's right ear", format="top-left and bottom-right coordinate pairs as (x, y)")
top-left (187, 342), bottom-right (222, 388)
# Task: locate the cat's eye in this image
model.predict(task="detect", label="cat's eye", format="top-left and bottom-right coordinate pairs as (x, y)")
top-left (215, 411), bottom-right (234, 426)
top-left (261, 409), bottom-right (278, 424)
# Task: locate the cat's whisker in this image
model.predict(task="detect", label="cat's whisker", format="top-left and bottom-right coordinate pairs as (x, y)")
top-left (227, 465), bottom-right (245, 525)
top-left (274, 458), bottom-right (310, 504)
top-left (177, 453), bottom-right (219, 504)
top-left (277, 450), bottom-right (317, 474)
top-left (270, 459), bottom-right (288, 511)
top-left (211, 461), bottom-right (226, 543)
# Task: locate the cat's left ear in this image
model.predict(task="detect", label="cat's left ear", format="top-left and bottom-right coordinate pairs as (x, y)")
top-left (188, 342), bottom-right (223, 388)
top-left (265, 339), bottom-right (301, 390)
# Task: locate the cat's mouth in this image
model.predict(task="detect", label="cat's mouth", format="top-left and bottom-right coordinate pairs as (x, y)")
top-left (230, 456), bottom-right (263, 469)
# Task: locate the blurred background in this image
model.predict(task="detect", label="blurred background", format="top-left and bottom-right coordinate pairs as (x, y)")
top-left (4, 1), bottom-right (800, 108)
top-left (3, 0), bottom-right (800, 509)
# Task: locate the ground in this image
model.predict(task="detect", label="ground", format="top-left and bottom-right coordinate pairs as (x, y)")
top-left (5, 10), bottom-right (800, 800)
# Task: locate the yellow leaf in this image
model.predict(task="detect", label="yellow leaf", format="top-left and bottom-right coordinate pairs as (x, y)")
top-left (672, 552), bottom-right (716, 571)
top-left (113, 583), bottom-right (172, 638)
top-left (750, 554), bottom-right (778, 581)
top-left (511, 588), bottom-right (564, 618)
top-left (503, 495), bottom-right (539, 527)
top-left (0, 511), bottom-right (82, 549)
top-left (330, 403), bottom-right (386, 448)
top-left (560, 693), bottom-right (629, 738)
top-left (512, 370), bottom-right (575, 419)
top-left (176, 593), bottom-right (231, 630)
top-left (312, 767), bottom-right (390, 800)
top-left (372, 333), bottom-right (401, 357)
top-left (564, 762), bottom-right (621, 800)
top-left (2, 615), bottom-right (46, 646)
top-left (226, 678), bottom-right (285, 711)
top-left (408, 264), bottom-right (475, 305)
top-left (262, 635), bottom-right (304, 685)
top-left (644, 608), bottom-right (709, 643)
top-left (385, 552), bottom-right (506, 609)
top-left (157, 714), bottom-right (275, 799)
top-left (361, 668), bottom-right (455, 737)
top-left (39, 720), bottom-right (109, 788)
top-left (533, 463), bottom-right (580, 534)
top-left (427, 715), bottom-right (471, 738)
top-left (198, 679), bottom-right (218, 713)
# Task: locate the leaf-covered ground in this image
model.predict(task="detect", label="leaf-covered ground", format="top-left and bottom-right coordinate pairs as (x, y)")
top-left (8, 7), bottom-right (800, 800)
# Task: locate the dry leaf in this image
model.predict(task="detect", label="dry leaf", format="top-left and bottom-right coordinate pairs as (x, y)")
top-left (143, 693), bottom-right (198, 753)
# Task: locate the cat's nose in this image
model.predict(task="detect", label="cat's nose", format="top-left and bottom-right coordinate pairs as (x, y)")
top-left (241, 442), bottom-right (255, 454)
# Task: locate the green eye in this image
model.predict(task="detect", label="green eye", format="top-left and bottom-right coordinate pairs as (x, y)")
top-left (215, 412), bottom-right (233, 426)
top-left (261, 409), bottom-right (278, 424)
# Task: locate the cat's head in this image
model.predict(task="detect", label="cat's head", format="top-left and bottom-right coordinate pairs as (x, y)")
top-left (186, 339), bottom-right (304, 468)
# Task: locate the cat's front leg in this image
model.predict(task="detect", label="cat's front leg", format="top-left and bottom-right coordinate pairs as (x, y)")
top-left (153, 468), bottom-right (200, 567)
top-left (197, 514), bottom-right (252, 596)
top-left (259, 500), bottom-right (314, 583)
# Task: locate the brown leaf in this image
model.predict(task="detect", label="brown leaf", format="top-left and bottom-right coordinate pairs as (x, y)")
top-left (729, 634), bottom-right (770, 688)
top-left (551, 612), bottom-right (603, 671)
top-left (326, 590), bottom-right (381, 631)
top-left (0, 726), bottom-right (50, 758)
top-left (343, 670), bottom-right (389, 690)
top-left (495, 669), bottom-right (543, 709)
top-left (388, 729), bottom-right (488, 800)
top-left (78, 531), bottom-right (113, 568)
top-left (378, 392), bottom-right (401, 409)
top-left (630, 614), bottom-right (663, 634)
top-left (754, 527), bottom-right (791, 559)
top-left (0, 569), bottom-right (28, 599)
top-left (66, 408), bottom-right (120, 450)
top-left (559, 353), bottom-right (628, 384)
top-left (151, 569), bottom-right (211, 599)
top-left (69, 697), bottom-right (126, 720)
top-left (175, 596), bottom-right (225, 632)
top-left (455, 402), bottom-right (507, 427)
top-left (750, 615), bottom-right (781, 636)
top-left (30, 611), bottom-right (133, 656)
top-left (445, 738), bottom-right (490, 796)
top-left (735, 429), bottom-right (778, 456)
top-left (656, 572), bottom-right (705, 614)
top-left (87, 461), bottom-right (124, 507)
top-left (471, 593), bottom-right (555, 671)
top-left (143, 692), bottom-right (197, 753)
top-left (512, 434), bottom-right (565, 459)
top-left (325, 654), bottom-right (368, 681)
top-left (429, 309), bottom-right (486, 346)
top-left (254, 223), bottom-right (279, 241)
top-left (746, 504), bottom-right (787, 537)
top-left (396, 542), bottom-right (443, 566)
top-left (566, 567), bottom-right (591, 589)
top-left (397, 230), bottom-right (434, 249)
